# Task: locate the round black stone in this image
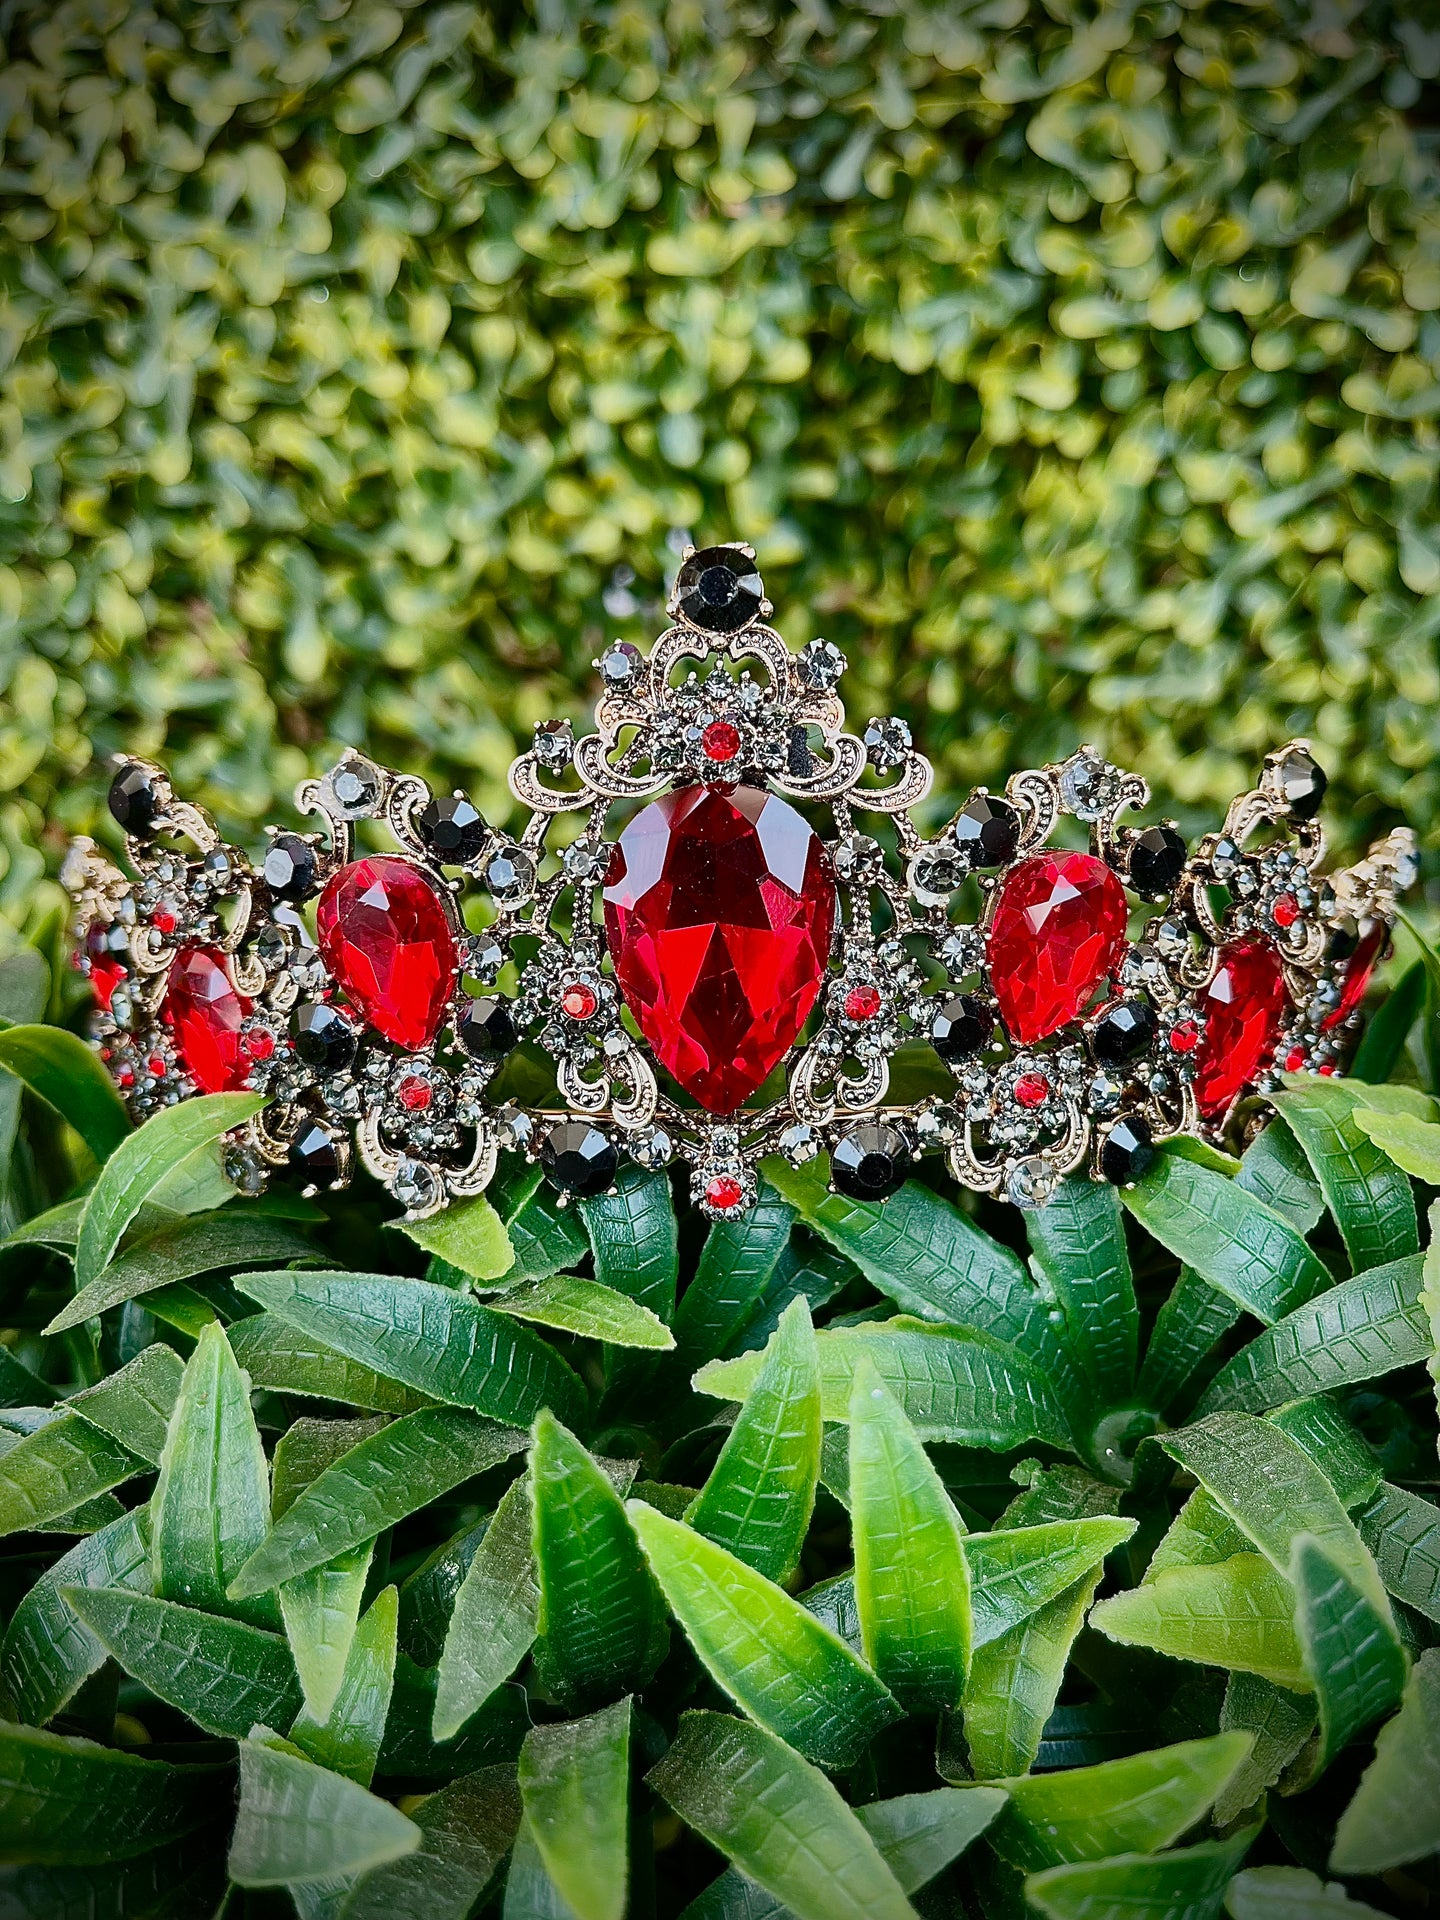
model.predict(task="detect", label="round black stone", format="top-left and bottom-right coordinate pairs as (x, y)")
top-left (1325, 922), bottom-right (1359, 964)
top-left (831, 1122), bottom-right (911, 1202)
top-left (108, 762), bottom-right (164, 836)
top-left (540, 1121), bottom-right (618, 1197)
top-left (263, 833), bottom-right (319, 903)
top-left (675, 546), bottom-right (764, 634)
top-left (1089, 997), bottom-right (1159, 1066)
top-left (1274, 748), bottom-right (1328, 821)
top-left (1127, 824), bottom-right (1187, 896)
top-left (418, 793), bottom-right (486, 864)
top-left (931, 992), bottom-right (995, 1063)
top-left (952, 794), bottom-right (1020, 868)
top-left (1100, 1112), bottom-right (1155, 1186)
top-left (290, 1000), bottom-right (357, 1073)
top-left (289, 1121), bottom-right (342, 1185)
top-left (458, 994), bottom-right (517, 1060)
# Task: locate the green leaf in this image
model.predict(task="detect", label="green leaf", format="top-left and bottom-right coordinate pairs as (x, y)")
top-left (1196, 1255), bottom-right (1428, 1414)
top-left (73, 1091), bottom-right (264, 1292)
top-left (291, 1586), bottom-right (398, 1788)
top-left (434, 1474), bottom-right (539, 1740)
top-left (1025, 1177), bottom-right (1137, 1407)
top-left (397, 1194), bottom-right (513, 1283)
top-left (695, 1318), bottom-right (1072, 1451)
top-left (380, 1658), bottom-right (529, 1781)
top-left (627, 1500), bottom-right (901, 1769)
top-left (1357, 1480), bottom-right (1440, 1623)
top-left (231, 1408), bottom-right (525, 1597)
top-left (151, 1321), bottom-right (275, 1626)
top-left (504, 1815), bottom-right (581, 1918)
top-left (1273, 1078), bottom-right (1418, 1271)
top-left (1352, 958), bottom-right (1427, 1084)
top-left (1351, 1106), bottom-right (1440, 1181)
top-left (228, 1313), bottom-right (434, 1414)
top-left (686, 1296), bottom-right (820, 1583)
top-left (962, 1569), bottom-right (1105, 1781)
top-left (273, 1416), bottom-right (383, 1722)
top-left (1267, 1397), bottom-right (1381, 1511)
top-left (646, 1711), bottom-right (917, 1920)
top-left (1092, 1556), bottom-right (1312, 1690)
top-left (519, 1697), bottom-right (631, 1920)
top-left (0, 1720), bottom-right (224, 1865)
top-left (237, 1270), bottom-right (585, 1429)
top-left (0, 1413), bottom-right (143, 1538)
top-left (0, 1024), bottom-right (130, 1163)
top-left (1026, 1830), bottom-right (1256, 1920)
top-left (531, 1414), bottom-right (667, 1708)
top-left (228, 1729), bottom-right (421, 1887)
top-left (1330, 1647), bottom-right (1440, 1873)
top-left (492, 1272), bottom-right (675, 1348)
top-left (580, 1164), bottom-right (679, 1321)
top-left (46, 1211), bottom-right (316, 1334)
top-left (505, 1181), bottom-right (591, 1284)
top-left (339, 1763), bottom-right (520, 1920)
top-left (672, 1179), bottom-right (795, 1365)
top-left (967, 1518), bottom-right (1138, 1646)
top-left (1215, 1673), bottom-right (1317, 1827)
top-left (68, 1342), bottom-right (184, 1465)
top-left (848, 1356), bottom-right (970, 1714)
top-left (0, 1835), bottom-right (225, 1920)
top-left (62, 1586), bottom-right (301, 1738)
top-left (1227, 1867), bottom-right (1392, 1920)
top-left (732, 1235), bottom-right (855, 1357)
top-left (1, 1197), bottom-right (82, 1252)
top-left (1289, 1534), bottom-right (1408, 1769)
top-left (1123, 1149), bottom-right (1334, 1324)
top-left (1, 1509), bottom-right (151, 1725)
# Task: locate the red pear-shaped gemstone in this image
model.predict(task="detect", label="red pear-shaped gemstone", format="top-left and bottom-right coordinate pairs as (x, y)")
top-left (316, 855), bottom-right (457, 1050)
top-left (602, 784), bottom-right (835, 1115)
top-left (164, 946), bottom-right (252, 1092)
top-left (1321, 921), bottom-right (1385, 1032)
top-left (1194, 938), bottom-right (1289, 1119)
top-left (987, 850), bottom-right (1128, 1044)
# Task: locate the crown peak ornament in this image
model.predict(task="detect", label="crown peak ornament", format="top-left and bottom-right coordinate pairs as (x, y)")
top-left (66, 541), bottom-right (1417, 1221)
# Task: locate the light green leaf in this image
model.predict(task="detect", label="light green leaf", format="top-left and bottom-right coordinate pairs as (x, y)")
top-left (1092, 1556), bottom-right (1313, 1690)
top-left (519, 1697), bottom-right (631, 1920)
top-left (237, 1269), bottom-right (585, 1429)
top-left (580, 1164), bottom-right (679, 1321)
top-left (1, 1196), bottom-right (84, 1251)
top-left (0, 1720), bottom-right (224, 1865)
top-left (492, 1272), bottom-right (675, 1348)
top-left (0, 1413), bottom-right (143, 1538)
top-left (67, 1343), bottom-right (183, 1465)
top-left (397, 1194), bottom-right (513, 1283)
top-left (47, 1211), bottom-right (316, 1334)
top-left (686, 1297), bottom-right (820, 1583)
top-left (1330, 1648), bottom-right (1440, 1872)
top-left (1274, 1078), bottom-right (1418, 1272)
top-left (646, 1711), bottom-right (917, 1920)
top-left (1027, 1830), bottom-right (1256, 1920)
top-left (1215, 1673), bottom-right (1317, 1827)
top-left (627, 1500), bottom-right (901, 1769)
top-left (63, 1585), bottom-right (301, 1738)
top-left (1290, 1534), bottom-right (1408, 1769)
top-left (1351, 1107), bottom-right (1440, 1182)
top-left (1025, 1177), bottom-right (1137, 1407)
top-left (849, 1357), bottom-right (970, 1713)
top-left (339, 1763), bottom-right (520, 1920)
top-left (1227, 1866), bottom-right (1392, 1920)
top-left (273, 1416), bottom-right (383, 1722)
top-left (73, 1091), bottom-right (264, 1291)
top-left (291, 1586), bottom-right (398, 1788)
top-left (228, 1313), bottom-right (434, 1414)
top-left (504, 1815), bottom-right (580, 1919)
top-left (0, 1024), bottom-right (130, 1163)
top-left (967, 1517), bottom-right (1137, 1647)
top-left (672, 1180), bottom-right (795, 1365)
top-left (962, 1570), bottom-right (1104, 1780)
top-left (228, 1729), bottom-right (421, 1887)
top-left (434, 1474), bottom-right (539, 1741)
top-left (1, 1509), bottom-right (151, 1725)
top-left (1357, 1479), bottom-right (1440, 1623)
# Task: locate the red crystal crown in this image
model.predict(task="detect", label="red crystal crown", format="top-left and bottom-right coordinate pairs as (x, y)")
top-left (65, 542), bottom-right (1417, 1219)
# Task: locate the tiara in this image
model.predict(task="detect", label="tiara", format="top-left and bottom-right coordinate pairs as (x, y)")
top-left (63, 542), bottom-right (1416, 1220)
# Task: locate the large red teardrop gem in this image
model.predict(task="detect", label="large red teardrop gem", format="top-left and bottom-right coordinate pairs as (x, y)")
top-left (1194, 938), bottom-right (1289, 1119)
top-left (316, 856), bottom-right (457, 1050)
top-left (602, 784), bottom-right (836, 1115)
top-left (164, 947), bottom-right (252, 1093)
top-left (986, 850), bottom-right (1129, 1044)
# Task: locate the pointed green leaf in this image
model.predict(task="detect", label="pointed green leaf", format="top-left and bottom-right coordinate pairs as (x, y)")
top-left (74, 1091), bottom-right (264, 1291)
top-left (492, 1273), bottom-right (675, 1348)
top-left (1351, 1107), bottom-right (1440, 1182)
top-left (67, 1342), bottom-right (183, 1465)
top-left (504, 1815), bottom-right (578, 1918)
top-left (291, 1586), bottom-right (398, 1787)
top-left (228, 1313), bottom-right (434, 1413)
top-left (1352, 957), bottom-right (1427, 1083)
top-left (580, 1164), bottom-right (679, 1321)
top-left (1, 1509), bottom-right (151, 1725)
top-left (1026, 1177), bottom-right (1137, 1406)
top-left (963, 1570), bottom-right (1106, 1779)
top-left (519, 1697), bottom-right (630, 1920)
top-left (0, 1413), bottom-right (142, 1538)
top-left (733, 1236), bottom-right (855, 1356)
top-left (0, 1024), bottom-right (130, 1163)
top-left (0, 1347), bottom-right (55, 1410)
top-left (237, 1270), bottom-right (584, 1428)
top-left (273, 1417), bottom-right (383, 1722)
top-left (1290, 1535), bottom-right (1408, 1768)
top-left (339, 1763), bottom-right (520, 1920)
top-left (532, 1414), bottom-right (666, 1708)
top-left (1267, 1398), bottom-right (1381, 1511)
top-left (687, 1297), bottom-right (820, 1583)
top-left (229, 1729), bottom-right (420, 1887)
top-left (46, 1212), bottom-right (316, 1334)
top-left (505, 1181), bottom-right (590, 1284)
top-left (967, 1517), bottom-right (1137, 1647)
top-left (1330, 1647), bottom-right (1440, 1873)
top-left (1274, 1079), bottom-right (1418, 1271)
top-left (673, 1180), bottom-right (796, 1365)
top-left (1, 1196), bottom-right (84, 1252)
top-left (646, 1711), bottom-right (917, 1920)
top-left (628, 1500), bottom-right (900, 1769)
top-left (1092, 1556), bottom-right (1312, 1690)
top-left (434, 1473), bottom-right (539, 1740)
top-left (1026, 1830), bottom-right (1256, 1920)
top-left (0, 1721), bottom-right (225, 1865)
top-left (63, 1586), bottom-right (301, 1738)
top-left (1357, 1479), bottom-right (1440, 1623)
top-left (232, 1407), bottom-right (525, 1597)
top-left (849, 1357), bottom-right (970, 1713)
top-left (1227, 1866), bottom-right (1392, 1920)
top-left (151, 1321), bottom-right (275, 1626)
top-left (380, 1657), bottom-right (529, 1781)
top-left (397, 1193), bottom-right (513, 1282)
top-left (1215, 1673), bottom-right (1317, 1827)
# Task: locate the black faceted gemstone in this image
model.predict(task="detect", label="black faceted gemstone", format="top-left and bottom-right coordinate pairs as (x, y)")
top-left (540, 1121), bottom-right (618, 1197)
top-left (1274, 748), bottom-right (1328, 821)
top-left (953, 794), bottom-right (1020, 868)
top-left (675, 546), bottom-right (764, 634)
top-left (458, 994), bottom-right (517, 1060)
top-left (1089, 997), bottom-right (1158, 1066)
top-left (289, 1121), bottom-right (342, 1186)
top-left (931, 993), bottom-right (995, 1063)
top-left (291, 1000), bottom-right (357, 1073)
top-left (831, 1122), bottom-right (911, 1202)
top-left (1100, 1113), bottom-right (1155, 1185)
top-left (108, 762), bottom-right (164, 836)
top-left (263, 833), bottom-right (319, 903)
top-left (1127, 824), bottom-right (1187, 896)
top-left (418, 793), bottom-right (486, 864)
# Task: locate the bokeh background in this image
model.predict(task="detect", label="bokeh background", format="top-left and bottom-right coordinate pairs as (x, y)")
top-left (3, 0), bottom-right (1440, 937)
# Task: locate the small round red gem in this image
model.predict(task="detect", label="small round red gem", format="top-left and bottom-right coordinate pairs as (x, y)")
top-left (1318, 1061), bottom-right (1336, 1076)
top-left (1168, 1020), bottom-right (1200, 1054)
top-left (148, 1054), bottom-right (166, 1076)
top-left (152, 908), bottom-right (177, 935)
top-left (844, 984), bottom-right (882, 1022)
top-left (561, 982), bottom-right (598, 1021)
top-left (705, 1173), bottom-right (746, 1210)
top-left (1272, 892), bottom-right (1300, 928)
top-left (701, 720), bottom-right (741, 763)
top-left (243, 1029), bottom-right (275, 1061)
top-left (116, 1065), bottom-right (135, 1089)
top-left (396, 1074), bottom-right (432, 1111)
top-left (1015, 1071), bottom-right (1051, 1109)
top-left (1283, 1045), bottom-right (1306, 1072)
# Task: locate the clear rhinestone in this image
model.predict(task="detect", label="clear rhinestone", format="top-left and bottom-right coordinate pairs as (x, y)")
top-left (1058, 755), bottom-right (1120, 822)
top-left (392, 1158), bottom-right (440, 1211)
top-left (630, 1127), bottom-right (674, 1169)
top-left (330, 757), bottom-right (381, 816)
top-left (796, 639), bottom-right (846, 690)
top-left (563, 839), bottom-right (604, 881)
top-left (863, 715), bottom-right (912, 771)
top-left (533, 719), bottom-right (574, 770)
top-left (494, 1103), bottom-right (534, 1152)
top-left (831, 834), bottom-right (883, 884)
top-left (486, 844), bottom-right (536, 905)
top-left (778, 1122), bottom-right (819, 1164)
top-left (1006, 1155), bottom-right (1059, 1209)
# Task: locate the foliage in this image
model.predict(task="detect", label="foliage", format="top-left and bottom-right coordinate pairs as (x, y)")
top-left (2, 925), bottom-right (1439, 1916)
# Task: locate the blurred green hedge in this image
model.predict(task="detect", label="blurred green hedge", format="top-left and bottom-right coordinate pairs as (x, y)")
top-left (3, 0), bottom-right (1440, 931)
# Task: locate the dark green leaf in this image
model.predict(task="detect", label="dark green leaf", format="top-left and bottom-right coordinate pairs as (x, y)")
top-left (435, 1475), bottom-right (539, 1741)
top-left (228, 1313), bottom-right (434, 1414)
top-left (1357, 1480), bottom-right (1440, 1623)
top-left (47, 1212), bottom-right (317, 1334)
top-left (1273, 1078), bottom-right (1418, 1272)
top-left (1267, 1398), bottom-right (1381, 1511)
top-left (672, 1180), bottom-right (795, 1366)
top-left (0, 1720), bottom-right (225, 1865)
top-left (1215, 1672), bottom-right (1316, 1827)
top-left (1025, 1177), bottom-right (1137, 1407)
top-left (339, 1763), bottom-right (520, 1920)
top-left (1290, 1535), bottom-right (1408, 1769)
top-left (504, 1184), bottom-right (590, 1285)
top-left (1, 1509), bottom-right (151, 1725)
top-left (580, 1165), bottom-right (679, 1321)
top-left (0, 1413), bottom-right (143, 1538)
top-left (0, 1024), bottom-right (130, 1163)
top-left (962, 1570), bottom-right (1104, 1780)
top-left (379, 1659), bottom-right (529, 1781)
top-left (1329, 1647), bottom-right (1440, 1874)
top-left (1351, 959), bottom-right (1426, 1084)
